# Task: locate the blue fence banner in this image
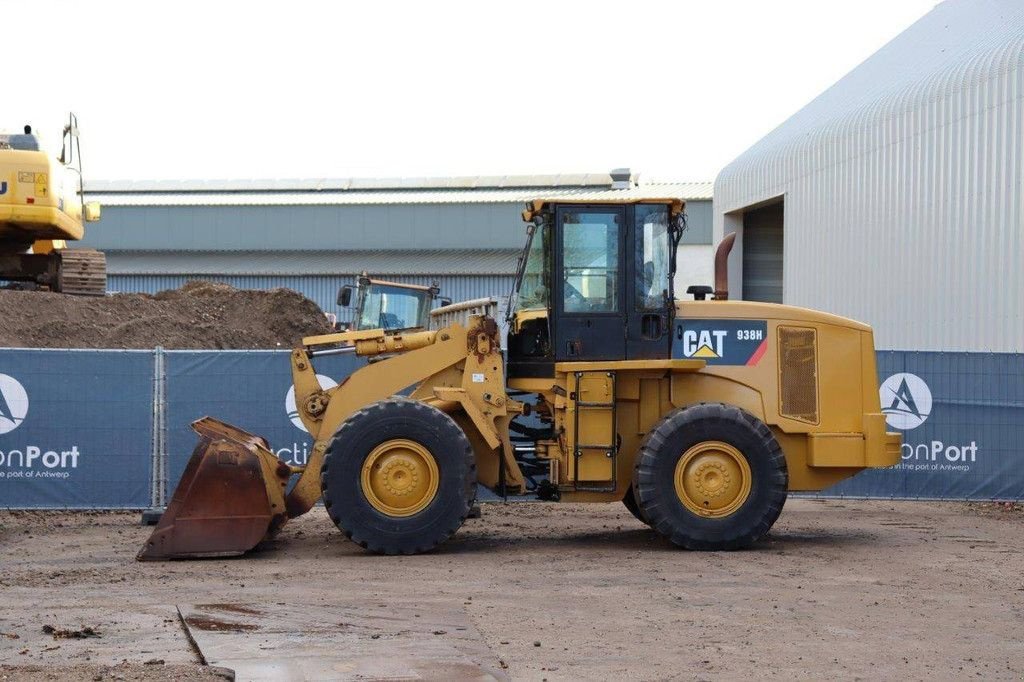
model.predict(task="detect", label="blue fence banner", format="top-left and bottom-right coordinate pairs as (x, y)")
top-left (164, 351), bottom-right (366, 492)
top-left (0, 349), bottom-right (153, 508)
top-left (827, 351), bottom-right (1024, 500)
top-left (0, 347), bottom-right (1021, 509)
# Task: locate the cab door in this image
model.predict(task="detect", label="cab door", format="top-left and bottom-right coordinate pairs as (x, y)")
top-left (552, 206), bottom-right (626, 361)
top-left (625, 203), bottom-right (674, 359)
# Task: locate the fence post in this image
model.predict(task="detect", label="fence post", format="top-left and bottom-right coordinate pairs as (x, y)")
top-left (141, 346), bottom-right (167, 525)
top-left (157, 346), bottom-right (167, 506)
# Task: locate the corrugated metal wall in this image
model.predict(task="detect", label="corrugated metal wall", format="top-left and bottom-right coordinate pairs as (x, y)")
top-left (107, 274), bottom-right (515, 321)
top-left (83, 200), bottom-right (715, 253)
top-left (713, 0), bottom-right (1023, 353)
top-left (84, 203), bottom-right (529, 251)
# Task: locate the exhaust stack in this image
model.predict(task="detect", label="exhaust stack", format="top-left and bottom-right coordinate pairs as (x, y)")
top-left (714, 232), bottom-right (736, 300)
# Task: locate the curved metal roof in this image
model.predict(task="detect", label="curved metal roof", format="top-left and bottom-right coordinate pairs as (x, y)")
top-left (712, 0), bottom-right (1024, 353)
top-left (716, 0), bottom-right (1024, 210)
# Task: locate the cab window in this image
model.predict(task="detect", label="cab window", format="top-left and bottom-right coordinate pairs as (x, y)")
top-left (635, 205), bottom-right (670, 310)
top-left (516, 223), bottom-right (550, 311)
top-left (358, 284), bottom-right (428, 331)
top-left (562, 211), bottom-right (620, 313)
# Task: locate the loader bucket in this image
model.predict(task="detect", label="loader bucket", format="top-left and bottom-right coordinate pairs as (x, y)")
top-left (137, 417), bottom-right (293, 561)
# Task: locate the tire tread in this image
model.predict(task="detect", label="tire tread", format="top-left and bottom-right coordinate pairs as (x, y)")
top-left (632, 402), bottom-right (787, 550)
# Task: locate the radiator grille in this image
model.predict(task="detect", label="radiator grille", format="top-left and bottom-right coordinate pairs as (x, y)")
top-left (778, 327), bottom-right (818, 423)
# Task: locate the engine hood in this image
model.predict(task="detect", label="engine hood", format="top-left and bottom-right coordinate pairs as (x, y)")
top-left (675, 300), bottom-right (872, 333)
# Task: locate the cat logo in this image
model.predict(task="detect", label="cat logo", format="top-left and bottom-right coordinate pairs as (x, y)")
top-left (682, 330), bottom-right (727, 358)
top-left (673, 320), bottom-right (769, 366)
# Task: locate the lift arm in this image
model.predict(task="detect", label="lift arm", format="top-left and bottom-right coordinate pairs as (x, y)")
top-left (285, 316), bottom-right (521, 517)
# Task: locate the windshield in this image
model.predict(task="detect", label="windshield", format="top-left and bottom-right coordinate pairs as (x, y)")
top-left (357, 284), bottom-right (431, 331)
top-left (0, 134), bottom-right (41, 151)
top-left (515, 223), bottom-right (550, 311)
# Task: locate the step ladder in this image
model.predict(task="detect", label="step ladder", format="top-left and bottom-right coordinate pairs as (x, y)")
top-left (570, 370), bottom-right (618, 492)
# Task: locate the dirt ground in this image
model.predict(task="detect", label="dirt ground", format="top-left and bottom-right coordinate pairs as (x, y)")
top-left (1, 500), bottom-right (1022, 680)
top-left (0, 281), bottom-right (333, 350)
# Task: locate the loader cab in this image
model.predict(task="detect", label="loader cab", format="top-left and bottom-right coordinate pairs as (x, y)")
top-left (337, 273), bottom-right (448, 332)
top-left (507, 199), bottom-right (685, 378)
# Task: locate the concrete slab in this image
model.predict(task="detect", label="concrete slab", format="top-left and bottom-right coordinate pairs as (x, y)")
top-left (177, 601), bottom-right (507, 682)
top-left (0, 604), bottom-right (197, 666)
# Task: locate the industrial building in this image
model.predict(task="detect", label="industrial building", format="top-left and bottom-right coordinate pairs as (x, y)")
top-left (83, 172), bottom-right (713, 322)
top-left (712, 0), bottom-right (1022, 500)
top-left (713, 0), bottom-right (1021, 355)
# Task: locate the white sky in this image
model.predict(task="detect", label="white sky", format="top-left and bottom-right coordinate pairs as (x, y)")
top-left (7, 0), bottom-right (936, 183)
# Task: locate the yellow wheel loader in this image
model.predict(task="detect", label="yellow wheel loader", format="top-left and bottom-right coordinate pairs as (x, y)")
top-left (335, 272), bottom-right (448, 332)
top-left (138, 198), bottom-right (901, 560)
top-left (0, 114), bottom-right (104, 296)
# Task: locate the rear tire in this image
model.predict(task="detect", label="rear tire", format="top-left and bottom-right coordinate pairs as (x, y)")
top-left (633, 403), bottom-right (787, 550)
top-left (321, 398), bottom-right (476, 555)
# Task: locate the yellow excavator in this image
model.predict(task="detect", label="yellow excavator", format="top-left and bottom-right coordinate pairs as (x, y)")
top-left (139, 197), bottom-right (900, 560)
top-left (0, 114), bottom-right (104, 296)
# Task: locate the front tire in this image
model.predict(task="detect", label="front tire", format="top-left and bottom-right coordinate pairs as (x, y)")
top-left (321, 398), bottom-right (476, 555)
top-left (633, 403), bottom-right (787, 550)
top-left (622, 486), bottom-right (650, 526)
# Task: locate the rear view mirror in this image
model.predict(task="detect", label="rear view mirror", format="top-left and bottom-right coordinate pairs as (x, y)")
top-left (338, 285), bottom-right (355, 307)
top-left (438, 297), bottom-right (452, 307)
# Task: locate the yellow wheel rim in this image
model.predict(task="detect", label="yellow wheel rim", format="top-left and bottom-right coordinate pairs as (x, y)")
top-left (674, 441), bottom-right (752, 518)
top-left (361, 439), bottom-right (439, 517)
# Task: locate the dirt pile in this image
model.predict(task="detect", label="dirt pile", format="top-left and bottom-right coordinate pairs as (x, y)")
top-left (0, 281), bottom-right (334, 349)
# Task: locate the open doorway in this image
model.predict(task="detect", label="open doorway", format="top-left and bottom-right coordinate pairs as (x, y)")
top-left (741, 200), bottom-right (784, 303)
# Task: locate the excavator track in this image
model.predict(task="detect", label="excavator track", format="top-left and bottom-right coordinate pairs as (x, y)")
top-left (56, 249), bottom-right (106, 296)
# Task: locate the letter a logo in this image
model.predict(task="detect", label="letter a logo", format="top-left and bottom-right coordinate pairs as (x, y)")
top-left (0, 374), bottom-right (29, 434)
top-left (880, 372), bottom-right (932, 430)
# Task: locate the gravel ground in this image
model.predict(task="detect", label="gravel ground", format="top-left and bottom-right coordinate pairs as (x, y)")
top-left (0, 500), bottom-right (1022, 680)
